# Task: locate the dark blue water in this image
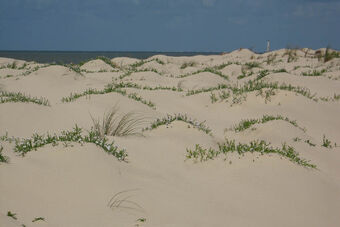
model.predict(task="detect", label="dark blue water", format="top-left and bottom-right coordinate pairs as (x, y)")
top-left (0, 51), bottom-right (220, 64)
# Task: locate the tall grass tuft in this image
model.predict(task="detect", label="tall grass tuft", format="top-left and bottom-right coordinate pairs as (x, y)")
top-left (91, 105), bottom-right (147, 138)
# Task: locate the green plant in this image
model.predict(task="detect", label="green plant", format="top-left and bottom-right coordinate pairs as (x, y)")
top-left (273, 68), bottom-right (287, 73)
top-left (0, 91), bottom-right (50, 106)
top-left (91, 106), bottom-right (146, 138)
top-left (180, 61), bottom-right (196, 69)
top-left (210, 92), bottom-right (218, 103)
top-left (13, 125), bottom-right (127, 160)
top-left (244, 62), bottom-right (261, 69)
top-left (186, 140), bottom-right (316, 168)
top-left (32, 217), bottom-right (45, 222)
top-left (305, 140), bottom-right (316, 147)
top-left (324, 46), bottom-right (340, 62)
top-left (7, 211), bottom-right (17, 220)
top-left (322, 135), bottom-right (332, 148)
top-left (256, 70), bottom-right (269, 80)
top-left (229, 115), bottom-right (304, 132)
top-left (97, 56), bottom-right (118, 68)
top-left (283, 48), bottom-right (298, 63)
top-left (266, 54), bottom-right (277, 65)
top-left (293, 137), bottom-right (301, 142)
top-left (143, 113), bottom-right (212, 135)
top-left (302, 69), bottom-right (326, 77)
top-left (0, 145), bottom-right (9, 163)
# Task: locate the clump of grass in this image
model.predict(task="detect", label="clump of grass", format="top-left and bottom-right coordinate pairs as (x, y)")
top-left (186, 140), bottom-right (316, 168)
top-left (265, 54), bottom-right (277, 65)
top-left (229, 115), bottom-right (304, 132)
top-left (97, 56), bottom-right (118, 68)
top-left (7, 211), bottom-right (17, 220)
top-left (61, 85), bottom-right (155, 108)
top-left (107, 189), bottom-right (144, 212)
top-left (244, 61), bottom-right (261, 69)
top-left (13, 125), bottom-right (127, 160)
top-left (210, 92), bottom-right (218, 103)
top-left (66, 64), bottom-right (83, 75)
top-left (128, 93), bottom-right (155, 108)
top-left (143, 113), bottom-right (212, 135)
top-left (186, 84), bottom-right (228, 96)
top-left (283, 48), bottom-right (298, 63)
top-left (178, 67), bottom-right (229, 81)
top-left (293, 137), bottom-right (301, 142)
top-left (32, 217), bottom-right (45, 222)
top-left (319, 94), bottom-right (340, 102)
top-left (301, 69), bottom-right (326, 77)
top-left (256, 88), bottom-right (276, 103)
top-left (273, 68), bottom-right (287, 73)
top-left (324, 47), bottom-right (340, 62)
top-left (256, 70), bottom-right (270, 80)
top-left (7, 62), bottom-right (17, 69)
top-left (180, 61), bottom-right (196, 69)
top-left (0, 145), bottom-right (9, 163)
top-left (322, 135), bottom-right (332, 148)
top-left (0, 91), bottom-right (50, 106)
top-left (91, 106), bottom-right (146, 138)
top-left (305, 139), bottom-right (316, 147)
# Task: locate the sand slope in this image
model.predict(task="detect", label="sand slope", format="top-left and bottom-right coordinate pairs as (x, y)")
top-left (1, 49), bottom-right (340, 227)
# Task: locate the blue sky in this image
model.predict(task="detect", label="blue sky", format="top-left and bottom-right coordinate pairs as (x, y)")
top-left (0, 0), bottom-right (339, 52)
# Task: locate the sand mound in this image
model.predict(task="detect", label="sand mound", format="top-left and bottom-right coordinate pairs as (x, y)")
top-left (1, 49), bottom-right (340, 227)
top-left (80, 59), bottom-right (113, 71)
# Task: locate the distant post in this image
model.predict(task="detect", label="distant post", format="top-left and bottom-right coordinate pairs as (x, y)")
top-left (266, 40), bottom-right (270, 52)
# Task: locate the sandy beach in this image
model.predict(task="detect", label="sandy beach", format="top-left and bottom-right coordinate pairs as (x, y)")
top-left (1, 48), bottom-right (340, 227)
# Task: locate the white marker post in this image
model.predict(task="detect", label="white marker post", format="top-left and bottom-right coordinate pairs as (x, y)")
top-left (267, 40), bottom-right (270, 52)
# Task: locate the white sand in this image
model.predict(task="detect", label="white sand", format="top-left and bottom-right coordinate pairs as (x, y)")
top-left (1, 49), bottom-right (340, 227)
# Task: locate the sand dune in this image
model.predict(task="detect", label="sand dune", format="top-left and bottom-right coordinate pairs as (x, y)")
top-left (1, 49), bottom-right (340, 227)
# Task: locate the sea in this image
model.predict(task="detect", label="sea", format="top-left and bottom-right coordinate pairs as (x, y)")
top-left (0, 51), bottom-right (220, 64)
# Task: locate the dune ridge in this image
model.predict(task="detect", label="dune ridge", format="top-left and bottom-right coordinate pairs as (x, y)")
top-left (1, 48), bottom-right (340, 227)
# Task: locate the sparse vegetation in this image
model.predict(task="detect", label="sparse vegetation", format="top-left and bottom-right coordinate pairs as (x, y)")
top-left (180, 61), bottom-right (196, 69)
top-left (322, 135), bottom-right (332, 148)
top-left (228, 115), bottom-right (305, 132)
top-left (0, 91), bottom-right (50, 106)
top-left (61, 85), bottom-right (155, 108)
top-left (324, 47), bottom-right (340, 62)
top-left (143, 113), bottom-right (212, 135)
top-left (186, 140), bottom-right (316, 168)
top-left (302, 69), bottom-right (326, 77)
top-left (32, 217), bottom-right (45, 222)
top-left (283, 48), bottom-right (298, 63)
top-left (0, 145), bottom-right (9, 163)
top-left (7, 211), bottom-right (17, 220)
top-left (13, 125), bottom-right (127, 160)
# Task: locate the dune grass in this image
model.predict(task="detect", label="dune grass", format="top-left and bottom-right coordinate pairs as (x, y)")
top-left (13, 125), bottom-right (127, 160)
top-left (301, 69), bottom-right (327, 77)
top-left (91, 106), bottom-right (147, 138)
top-left (186, 140), bottom-right (316, 168)
top-left (0, 145), bottom-right (9, 163)
top-left (228, 115), bottom-right (305, 132)
top-left (0, 91), bottom-right (50, 106)
top-left (61, 85), bottom-right (155, 108)
top-left (143, 113), bottom-right (212, 135)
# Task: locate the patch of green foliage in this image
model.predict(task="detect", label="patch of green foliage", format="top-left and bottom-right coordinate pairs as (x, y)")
top-left (0, 91), bottom-right (50, 106)
top-left (186, 140), bottom-right (316, 168)
top-left (302, 69), bottom-right (326, 77)
top-left (143, 113), bottom-right (212, 135)
top-left (13, 125), bottom-right (127, 160)
top-left (0, 145), bottom-right (9, 163)
top-left (229, 115), bottom-right (305, 132)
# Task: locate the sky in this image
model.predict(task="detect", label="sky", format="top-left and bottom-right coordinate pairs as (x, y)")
top-left (0, 0), bottom-right (339, 52)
